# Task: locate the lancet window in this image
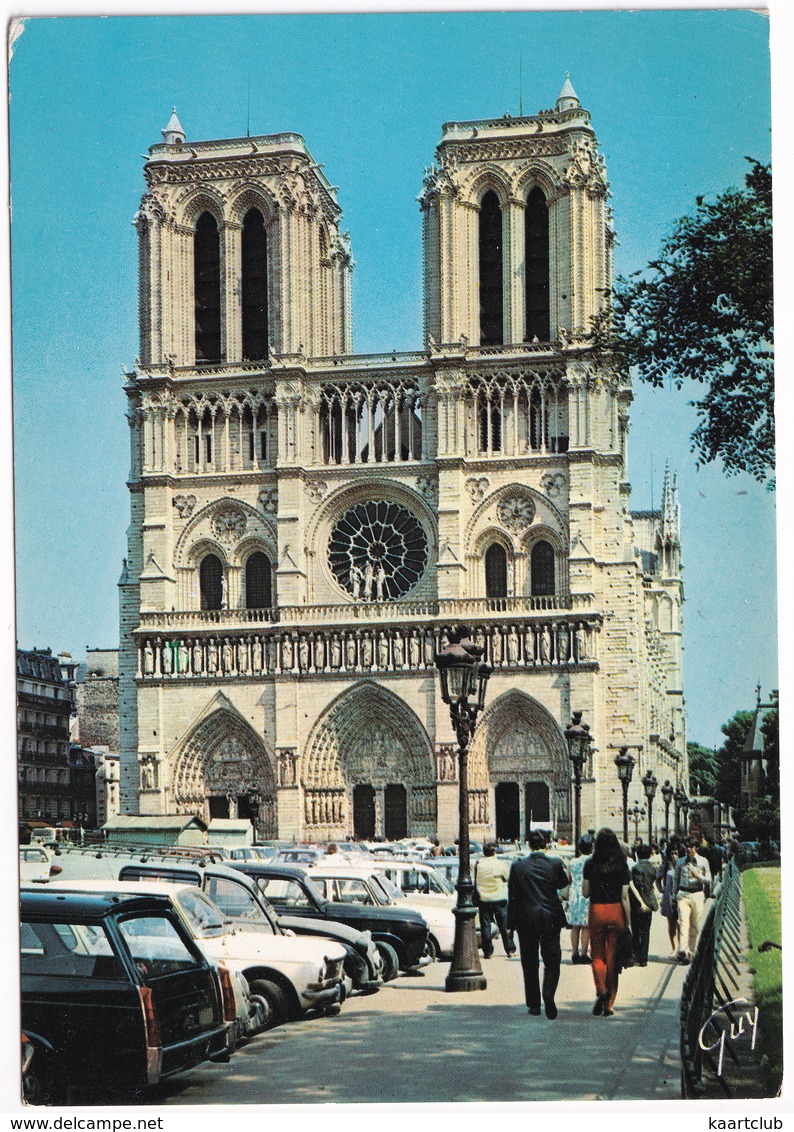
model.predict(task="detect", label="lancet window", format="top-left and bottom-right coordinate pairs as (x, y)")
top-left (525, 187), bottom-right (550, 342)
top-left (200, 554), bottom-right (224, 610)
top-left (319, 380), bottom-right (422, 466)
top-left (245, 552), bottom-right (272, 609)
top-left (469, 371), bottom-right (568, 457)
top-left (241, 209), bottom-right (268, 361)
top-left (479, 191), bottom-right (504, 346)
top-left (530, 540), bottom-right (556, 597)
top-left (485, 543), bottom-right (509, 599)
top-left (194, 212), bottom-right (221, 363)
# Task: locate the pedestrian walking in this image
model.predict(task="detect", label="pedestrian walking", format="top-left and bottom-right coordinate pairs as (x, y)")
top-left (673, 835), bottom-right (711, 964)
top-left (655, 840), bottom-right (680, 954)
top-left (567, 837), bottom-right (593, 964)
top-left (628, 843), bottom-right (658, 966)
top-left (582, 828), bottom-right (631, 1017)
top-left (507, 828), bottom-right (570, 1019)
top-left (475, 842), bottom-right (516, 958)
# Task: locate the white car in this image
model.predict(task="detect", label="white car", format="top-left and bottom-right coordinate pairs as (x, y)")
top-left (46, 879), bottom-right (347, 1035)
top-left (20, 845), bottom-right (61, 883)
top-left (310, 863), bottom-right (455, 961)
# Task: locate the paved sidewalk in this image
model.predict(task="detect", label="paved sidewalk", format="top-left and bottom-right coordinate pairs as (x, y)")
top-left (159, 912), bottom-right (690, 1105)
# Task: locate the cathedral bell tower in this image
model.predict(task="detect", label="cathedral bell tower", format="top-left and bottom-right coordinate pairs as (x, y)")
top-left (134, 110), bottom-right (353, 366)
top-left (419, 76), bottom-right (614, 348)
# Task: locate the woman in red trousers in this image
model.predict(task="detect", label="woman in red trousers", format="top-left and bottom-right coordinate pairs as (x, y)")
top-left (582, 828), bottom-right (631, 1017)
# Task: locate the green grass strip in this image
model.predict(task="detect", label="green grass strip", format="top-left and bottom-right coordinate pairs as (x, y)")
top-left (742, 866), bottom-right (783, 1094)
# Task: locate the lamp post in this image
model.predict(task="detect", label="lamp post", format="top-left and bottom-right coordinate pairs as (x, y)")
top-left (642, 768), bottom-right (658, 846)
top-left (630, 802), bottom-right (646, 843)
top-left (673, 786), bottom-right (685, 835)
top-left (435, 625), bottom-right (492, 992)
top-left (614, 747), bottom-right (636, 844)
top-left (565, 712), bottom-right (593, 851)
top-left (661, 779), bottom-right (674, 841)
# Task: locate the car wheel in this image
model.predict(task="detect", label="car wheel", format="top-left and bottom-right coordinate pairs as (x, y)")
top-left (248, 979), bottom-right (289, 1031)
top-left (375, 941), bottom-right (399, 982)
top-left (23, 1055), bottom-right (66, 1106)
top-left (423, 935), bottom-right (439, 962)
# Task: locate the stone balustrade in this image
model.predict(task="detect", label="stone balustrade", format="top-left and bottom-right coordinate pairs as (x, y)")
top-left (137, 592), bottom-right (594, 632)
top-left (133, 610), bottom-right (601, 681)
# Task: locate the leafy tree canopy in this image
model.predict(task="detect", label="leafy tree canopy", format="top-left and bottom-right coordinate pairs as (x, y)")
top-left (605, 159), bottom-right (773, 487)
top-left (687, 741), bottom-right (718, 795)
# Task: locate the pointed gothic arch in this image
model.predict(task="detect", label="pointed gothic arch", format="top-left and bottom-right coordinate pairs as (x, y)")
top-left (469, 689), bottom-right (571, 835)
top-left (171, 701), bottom-right (277, 836)
top-left (302, 682), bottom-right (436, 838)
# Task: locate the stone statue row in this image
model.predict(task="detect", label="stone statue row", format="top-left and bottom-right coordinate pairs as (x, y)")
top-left (138, 620), bottom-right (596, 679)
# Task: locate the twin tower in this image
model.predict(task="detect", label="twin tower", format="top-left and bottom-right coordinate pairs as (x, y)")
top-left (120, 79), bottom-right (685, 846)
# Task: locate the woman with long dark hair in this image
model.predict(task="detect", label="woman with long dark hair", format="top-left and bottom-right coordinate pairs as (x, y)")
top-left (582, 827), bottom-right (631, 1017)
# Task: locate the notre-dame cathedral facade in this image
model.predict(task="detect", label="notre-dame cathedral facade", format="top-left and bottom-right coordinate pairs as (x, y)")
top-left (119, 79), bottom-right (686, 844)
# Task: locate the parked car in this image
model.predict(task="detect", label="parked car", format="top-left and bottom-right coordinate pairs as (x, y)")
top-left (21, 887), bottom-right (235, 1104)
top-left (309, 862), bottom-right (456, 962)
top-left (20, 846), bottom-right (62, 883)
top-left (374, 860), bottom-right (456, 900)
top-left (48, 845), bottom-right (381, 998)
top-left (229, 846), bottom-right (278, 863)
top-left (47, 878), bottom-right (337, 1036)
top-left (231, 861), bottom-right (429, 981)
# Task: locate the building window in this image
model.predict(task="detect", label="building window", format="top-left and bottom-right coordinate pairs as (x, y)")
top-left (194, 212), bottom-right (221, 363)
top-left (245, 552), bottom-right (272, 609)
top-left (525, 187), bottom-right (550, 342)
top-left (200, 554), bottom-right (224, 610)
top-left (530, 540), bottom-right (555, 596)
top-left (328, 500), bottom-right (428, 601)
top-left (485, 543), bottom-right (508, 599)
top-left (479, 191), bottom-right (503, 346)
top-left (242, 209), bottom-right (268, 361)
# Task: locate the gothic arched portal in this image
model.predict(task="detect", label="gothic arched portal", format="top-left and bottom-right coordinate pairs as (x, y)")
top-left (469, 689), bottom-right (570, 838)
top-left (171, 707), bottom-right (277, 838)
top-left (302, 682), bottom-right (436, 840)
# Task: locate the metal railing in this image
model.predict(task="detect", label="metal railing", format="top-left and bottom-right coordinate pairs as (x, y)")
top-left (680, 859), bottom-right (746, 1097)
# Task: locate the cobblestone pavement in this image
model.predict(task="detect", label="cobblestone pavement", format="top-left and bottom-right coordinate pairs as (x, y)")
top-left (153, 913), bottom-right (689, 1105)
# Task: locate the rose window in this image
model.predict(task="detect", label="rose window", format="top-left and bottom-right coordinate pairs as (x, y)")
top-left (329, 501), bottom-right (428, 600)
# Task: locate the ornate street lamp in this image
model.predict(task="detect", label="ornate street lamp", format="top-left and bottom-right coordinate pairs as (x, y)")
top-left (630, 801), bottom-right (646, 842)
top-left (661, 779), bottom-right (674, 841)
top-left (673, 786), bottom-right (685, 835)
top-left (435, 625), bottom-right (492, 993)
top-left (642, 768), bottom-right (658, 846)
top-left (681, 793), bottom-right (691, 834)
top-left (614, 747), bottom-right (636, 844)
top-left (565, 712), bottom-right (593, 852)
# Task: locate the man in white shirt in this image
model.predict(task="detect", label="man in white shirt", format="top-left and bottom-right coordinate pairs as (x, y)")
top-left (673, 835), bottom-right (712, 963)
top-left (475, 843), bottom-right (516, 958)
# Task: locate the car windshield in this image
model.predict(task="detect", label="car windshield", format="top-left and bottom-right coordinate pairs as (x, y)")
top-left (254, 875), bottom-right (324, 908)
top-left (370, 874), bottom-right (401, 903)
top-left (203, 875), bottom-right (278, 935)
top-left (174, 888), bottom-right (230, 937)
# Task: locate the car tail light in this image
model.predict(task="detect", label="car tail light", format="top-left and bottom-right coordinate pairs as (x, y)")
top-left (137, 985), bottom-right (162, 1048)
top-left (217, 965), bottom-right (236, 1023)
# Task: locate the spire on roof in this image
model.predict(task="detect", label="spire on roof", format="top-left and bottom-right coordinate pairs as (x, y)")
top-left (556, 73), bottom-right (580, 112)
top-left (161, 107), bottom-right (186, 146)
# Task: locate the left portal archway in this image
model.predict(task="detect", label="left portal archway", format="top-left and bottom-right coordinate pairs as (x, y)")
top-left (303, 683), bottom-right (436, 841)
top-left (172, 708), bottom-right (277, 838)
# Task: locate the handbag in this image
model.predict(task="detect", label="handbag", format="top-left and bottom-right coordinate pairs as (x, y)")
top-left (616, 928), bottom-right (634, 972)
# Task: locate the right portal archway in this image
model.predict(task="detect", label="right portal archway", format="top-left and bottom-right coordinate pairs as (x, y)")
top-left (470, 690), bottom-right (570, 839)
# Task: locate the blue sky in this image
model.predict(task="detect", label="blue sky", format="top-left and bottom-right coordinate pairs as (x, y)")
top-left (8, 9), bottom-right (777, 748)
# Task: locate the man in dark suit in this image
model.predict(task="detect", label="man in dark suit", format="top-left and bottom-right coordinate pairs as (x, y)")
top-left (507, 828), bottom-right (570, 1019)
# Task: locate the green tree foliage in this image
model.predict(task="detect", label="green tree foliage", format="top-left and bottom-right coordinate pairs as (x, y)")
top-left (608, 160), bottom-right (773, 486)
top-left (712, 709), bottom-right (754, 811)
top-left (687, 741), bottom-right (718, 795)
